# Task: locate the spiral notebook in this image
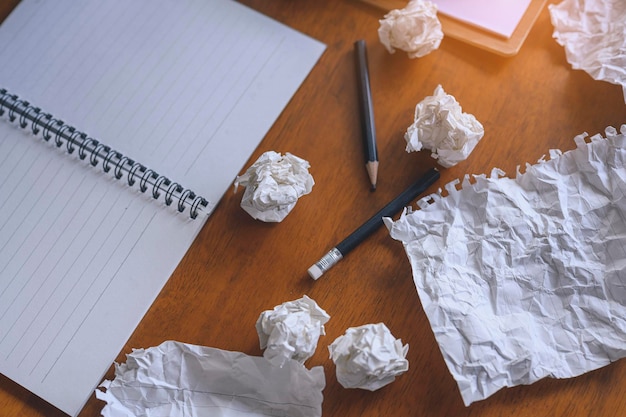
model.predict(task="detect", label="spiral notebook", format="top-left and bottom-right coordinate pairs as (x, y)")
top-left (0, 0), bottom-right (324, 415)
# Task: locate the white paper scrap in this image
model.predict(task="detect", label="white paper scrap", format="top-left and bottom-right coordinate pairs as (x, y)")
top-left (95, 341), bottom-right (325, 417)
top-left (385, 125), bottom-right (626, 406)
top-left (549, 0), bottom-right (626, 102)
top-left (378, 0), bottom-right (444, 59)
top-left (234, 151), bottom-right (314, 222)
top-left (405, 85), bottom-right (484, 168)
top-left (328, 323), bottom-right (409, 391)
top-left (256, 295), bottom-right (331, 367)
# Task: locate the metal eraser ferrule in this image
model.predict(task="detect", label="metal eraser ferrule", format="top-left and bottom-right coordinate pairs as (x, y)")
top-left (312, 248), bottom-right (343, 277)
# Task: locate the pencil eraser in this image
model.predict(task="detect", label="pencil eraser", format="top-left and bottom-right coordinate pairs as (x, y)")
top-left (307, 264), bottom-right (323, 280)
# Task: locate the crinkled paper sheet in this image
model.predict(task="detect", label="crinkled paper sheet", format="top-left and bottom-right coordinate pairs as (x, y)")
top-left (549, 0), bottom-right (626, 102)
top-left (96, 341), bottom-right (325, 417)
top-left (386, 125), bottom-right (626, 405)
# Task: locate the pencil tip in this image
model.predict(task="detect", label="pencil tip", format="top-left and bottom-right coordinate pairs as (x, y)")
top-left (366, 161), bottom-right (378, 192)
top-left (370, 184), bottom-right (376, 191)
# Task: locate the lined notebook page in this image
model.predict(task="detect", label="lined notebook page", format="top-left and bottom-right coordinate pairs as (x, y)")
top-left (0, 0), bottom-right (324, 207)
top-left (0, 126), bottom-right (202, 415)
top-left (0, 0), bottom-right (324, 415)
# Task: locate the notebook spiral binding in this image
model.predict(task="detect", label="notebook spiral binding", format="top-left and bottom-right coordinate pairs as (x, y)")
top-left (0, 88), bottom-right (208, 219)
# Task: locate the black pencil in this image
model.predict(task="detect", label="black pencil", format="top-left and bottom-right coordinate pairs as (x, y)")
top-left (354, 39), bottom-right (378, 191)
top-left (308, 167), bottom-right (440, 280)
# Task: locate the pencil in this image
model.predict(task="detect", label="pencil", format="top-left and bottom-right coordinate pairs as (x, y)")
top-left (307, 167), bottom-right (440, 280)
top-left (354, 39), bottom-right (378, 191)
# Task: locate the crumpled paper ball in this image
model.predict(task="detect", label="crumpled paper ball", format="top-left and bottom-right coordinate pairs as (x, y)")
top-left (256, 295), bottom-right (330, 368)
top-left (405, 84), bottom-right (484, 168)
top-left (234, 151), bottom-right (314, 222)
top-left (549, 0), bottom-right (626, 103)
top-left (378, 0), bottom-right (443, 59)
top-left (328, 323), bottom-right (409, 391)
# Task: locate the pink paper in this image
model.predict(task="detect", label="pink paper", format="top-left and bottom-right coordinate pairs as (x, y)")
top-left (434, 0), bottom-right (532, 38)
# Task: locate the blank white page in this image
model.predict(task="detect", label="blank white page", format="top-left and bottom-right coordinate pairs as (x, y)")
top-left (0, 0), bottom-right (325, 415)
top-left (434, 0), bottom-right (532, 38)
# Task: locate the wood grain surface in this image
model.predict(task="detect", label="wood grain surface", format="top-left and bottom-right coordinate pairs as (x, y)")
top-left (1, 0), bottom-right (625, 416)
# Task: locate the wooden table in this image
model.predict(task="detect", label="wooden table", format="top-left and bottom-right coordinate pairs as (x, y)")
top-left (1, 0), bottom-right (625, 416)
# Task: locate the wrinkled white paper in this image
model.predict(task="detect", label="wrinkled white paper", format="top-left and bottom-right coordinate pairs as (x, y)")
top-left (405, 85), bottom-right (484, 168)
top-left (328, 323), bottom-right (409, 391)
top-left (96, 341), bottom-right (325, 417)
top-left (256, 295), bottom-right (330, 367)
top-left (234, 151), bottom-right (314, 222)
top-left (549, 0), bottom-right (626, 102)
top-left (386, 125), bottom-right (626, 406)
top-left (378, 0), bottom-right (443, 58)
